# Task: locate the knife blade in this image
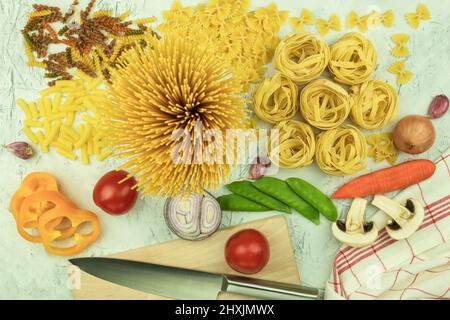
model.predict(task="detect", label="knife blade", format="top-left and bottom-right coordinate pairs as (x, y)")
top-left (70, 258), bottom-right (323, 300)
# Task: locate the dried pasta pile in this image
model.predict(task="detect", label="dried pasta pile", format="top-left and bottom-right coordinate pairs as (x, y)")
top-left (157, 0), bottom-right (288, 90)
top-left (17, 71), bottom-right (110, 164)
top-left (23, 0), bottom-right (158, 85)
top-left (253, 32), bottom-right (399, 174)
top-left (97, 36), bottom-right (248, 197)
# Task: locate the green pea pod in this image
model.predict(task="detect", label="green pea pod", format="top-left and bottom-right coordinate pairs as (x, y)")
top-left (253, 177), bottom-right (320, 225)
top-left (226, 181), bottom-right (291, 214)
top-left (286, 178), bottom-right (338, 222)
top-left (217, 194), bottom-right (270, 212)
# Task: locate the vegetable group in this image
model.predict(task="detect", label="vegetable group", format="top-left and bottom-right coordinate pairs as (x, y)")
top-left (219, 177), bottom-right (338, 225)
top-left (225, 229), bottom-right (270, 274)
top-left (332, 159), bottom-right (436, 199)
top-left (93, 170), bottom-right (138, 215)
top-left (10, 172), bottom-right (101, 256)
top-left (253, 177), bottom-right (320, 225)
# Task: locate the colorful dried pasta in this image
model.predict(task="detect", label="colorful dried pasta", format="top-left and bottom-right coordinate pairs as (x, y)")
top-left (274, 33), bottom-right (330, 84)
top-left (350, 80), bottom-right (398, 130)
top-left (300, 79), bottom-right (351, 130)
top-left (329, 33), bottom-right (377, 85)
top-left (272, 120), bottom-right (315, 169)
top-left (316, 126), bottom-right (368, 176)
top-left (252, 74), bottom-right (298, 124)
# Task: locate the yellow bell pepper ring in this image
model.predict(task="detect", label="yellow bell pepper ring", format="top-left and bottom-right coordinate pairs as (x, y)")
top-left (10, 172), bottom-right (59, 220)
top-left (38, 205), bottom-right (101, 256)
top-left (17, 190), bottom-right (76, 243)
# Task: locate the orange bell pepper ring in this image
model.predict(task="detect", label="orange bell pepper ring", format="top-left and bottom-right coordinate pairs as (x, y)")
top-left (17, 190), bottom-right (76, 243)
top-left (10, 172), bottom-right (59, 220)
top-left (38, 204), bottom-right (101, 256)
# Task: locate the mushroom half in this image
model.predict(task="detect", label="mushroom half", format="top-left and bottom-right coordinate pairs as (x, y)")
top-left (332, 198), bottom-right (378, 248)
top-left (372, 195), bottom-right (424, 240)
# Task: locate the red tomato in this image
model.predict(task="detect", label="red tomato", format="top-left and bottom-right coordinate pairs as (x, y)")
top-left (93, 170), bottom-right (138, 215)
top-left (224, 229), bottom-right (270, 274)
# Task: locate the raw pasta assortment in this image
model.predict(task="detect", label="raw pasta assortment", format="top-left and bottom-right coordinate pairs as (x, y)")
top-left (253, 29), bottom-right (399, 174)
top-left (13, 0), bottom-right (433, 199)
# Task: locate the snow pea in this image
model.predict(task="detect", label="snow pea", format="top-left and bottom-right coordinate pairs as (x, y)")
top-left (253, 177), bottom-right (320, 225)
top-left (226, 181), bottom-right (291, 213)
top-left (286, 178), bottom-right (338, 222)
top-left (217, 194), bottom-right (270, 212)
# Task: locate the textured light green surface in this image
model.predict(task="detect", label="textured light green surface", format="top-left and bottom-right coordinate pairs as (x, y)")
top-left (0, 0), bottom-right (449, 299)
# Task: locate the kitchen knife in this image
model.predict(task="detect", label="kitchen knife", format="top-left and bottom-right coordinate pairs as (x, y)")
top-left (70, 258), bottom-right (323, 300)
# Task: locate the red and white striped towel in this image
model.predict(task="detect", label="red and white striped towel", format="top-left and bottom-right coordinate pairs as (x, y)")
top-left (325, 150), bottom-right (450, 300)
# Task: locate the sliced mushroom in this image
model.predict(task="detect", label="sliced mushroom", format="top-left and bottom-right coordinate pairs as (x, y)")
top-left (372, 195), bottom-right (424, 240)
top-left (332, 198), bottom-right (378, 248)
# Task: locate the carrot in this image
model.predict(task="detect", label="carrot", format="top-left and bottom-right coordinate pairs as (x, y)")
top-left (332, 159), bottom-right (436, 199)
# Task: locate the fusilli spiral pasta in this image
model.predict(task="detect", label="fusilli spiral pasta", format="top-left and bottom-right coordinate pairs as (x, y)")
top-left (350, 80), bottom-right (398, 130)
top-left (272, 120), bottom-right (315, 168)
top-left (300, 79), bottom-right (351, 130)
top-left (315, 126), bottom-right (368, 176)
top-left (253, 74), bottom-right (298, 124)
top-left (329, 33), bottom-right (377, 85)
top-left (274, 33), bottom-right (330, 84)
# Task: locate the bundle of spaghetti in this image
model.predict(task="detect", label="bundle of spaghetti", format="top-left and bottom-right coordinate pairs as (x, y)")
top-left (17, 71), bottom-right (110, 164)
top-left (300, 79), bottom-right (351, 130)
top-left (274, 33), bottom-right (330, 84)
top-left (272, 120), bottom-right (315, 169)
top-left (97, 36), bottom-right (248, 197)
top-left (329, 33), bottom-right (377, 85)
top-left (350, 80), bottom-right (398, 130)
top-left (315, 126), bottom-right (368, 176)
top-left (252, 74), bottom-right (298, 124)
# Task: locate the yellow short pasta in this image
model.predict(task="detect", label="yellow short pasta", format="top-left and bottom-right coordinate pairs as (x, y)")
top-left (253, 74), bottom-right (298, 124)
top-left (350, 80), bottom-right (398, 130)
top-left (275, 33), bottom-right (330, 84)
top-left (17, 76), bottom-right (111, 163)
top-left (316, 126), bottom-right (368, 176)
top-left (272, 120), bottom-right (315, 168)
top-left (300, 79), bottom-right (351, 130)
top-left (367, 133), bottom-right (398, 165)
top-left (329, 33), bottom-right (377, 85)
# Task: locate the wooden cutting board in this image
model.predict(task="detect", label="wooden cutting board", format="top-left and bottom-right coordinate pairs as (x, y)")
top-left (73, 215), bottom-right (300, 300)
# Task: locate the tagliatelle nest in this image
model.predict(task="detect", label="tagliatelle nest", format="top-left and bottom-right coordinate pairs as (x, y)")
top-left (98, 35), bottom-right (248, 197)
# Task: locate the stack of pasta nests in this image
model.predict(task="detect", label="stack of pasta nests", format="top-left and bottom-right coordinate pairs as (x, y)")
top-left (253, 32), bottom-right (399, 176)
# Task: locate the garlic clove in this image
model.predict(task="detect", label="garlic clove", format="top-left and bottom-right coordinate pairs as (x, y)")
top-left (4, 142), bottom-right (34, 160)
top-left (249, 157), bottom-right (271, 180)
top-left (428, 94), bottom-right (449, 119)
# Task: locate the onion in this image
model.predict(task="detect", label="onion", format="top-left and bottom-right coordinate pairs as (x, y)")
top-left (393, 115), bottom-right (436, 155)
top-left (164, 191), bottom-right (222, 241)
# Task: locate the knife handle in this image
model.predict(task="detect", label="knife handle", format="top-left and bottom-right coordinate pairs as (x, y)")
top-left (222, 275), bottom-right (323, 300)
